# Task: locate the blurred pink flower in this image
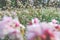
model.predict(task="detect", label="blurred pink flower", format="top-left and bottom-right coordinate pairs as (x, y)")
top-left (13, 17), bottom-right (25, 29)
top-left (52, 19), bottom-right (58, 24)
top-left (0, 16), bottom-right (24, 39)
top-left (32, 18), bottom-right (40, 24)
top-left (28, 21), bottom-right (32, 25)
top-left (26, 18), bottom-right (42, 40)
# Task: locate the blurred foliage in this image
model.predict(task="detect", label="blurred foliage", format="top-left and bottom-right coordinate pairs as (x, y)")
top-left (0, 0), bottom-right (6, 8)
top-left (0, 0), bottom-right (60, 8)
top-left (0, 7), bottom-right (60, 25)
top-left (11, 0), bottom-right (17, 7)
top-left (17, 7), bottom-right (60, 25)
top-left (0, 0), bottom-right (60, 25)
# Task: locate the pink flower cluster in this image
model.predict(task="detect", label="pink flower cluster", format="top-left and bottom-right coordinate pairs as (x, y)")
top-left (0, 16), bottom-right (25, 40)
top-left (26, 18), bottom-right (60, 40)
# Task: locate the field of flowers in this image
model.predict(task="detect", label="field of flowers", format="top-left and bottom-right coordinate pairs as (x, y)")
top-left (0, 6), bottom-right (60, 40)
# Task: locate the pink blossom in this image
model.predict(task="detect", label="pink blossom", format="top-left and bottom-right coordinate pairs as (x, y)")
top-left (28, 21), bottom-right (32, 25)
top-left (13, 17), bottom-right (25, 29)
top-left (26, 18), bottom-right (42, 40)
top-left (14, 22), bottom-right (20, 27)
top-left (52, 19), bottom-right (58, 24)
top-left (32, 18), bottom-right (40, 24)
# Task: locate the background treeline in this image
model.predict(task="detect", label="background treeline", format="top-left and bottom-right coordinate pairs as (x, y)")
top-left (0, 0), bottom-right (60, 8)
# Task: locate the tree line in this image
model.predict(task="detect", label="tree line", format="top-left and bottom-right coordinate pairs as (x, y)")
top-left (0, 0), bottom-right (60, 8)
